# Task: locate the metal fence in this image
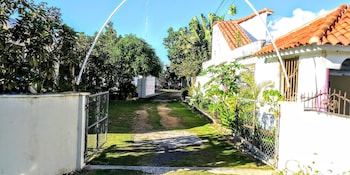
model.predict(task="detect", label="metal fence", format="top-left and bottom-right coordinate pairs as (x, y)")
top-left (234, 98), bottom-right (279, 167)
top-left (84, 91), bottom-right (109, 162)
top-left (301, 88), bottom-right (350, 117)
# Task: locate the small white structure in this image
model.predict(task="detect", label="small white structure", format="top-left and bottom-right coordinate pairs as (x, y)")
top-left (0, 93), bottom-right (88, 175)
top-left (136, 76), bottom-right (156, 98)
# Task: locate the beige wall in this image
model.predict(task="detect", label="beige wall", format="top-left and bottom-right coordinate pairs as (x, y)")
top-left (0, 93), bottom-right (88, 175)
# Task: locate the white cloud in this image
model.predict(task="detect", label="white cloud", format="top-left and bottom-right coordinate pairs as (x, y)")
top-left (268, 8), bottom-right (329, 39)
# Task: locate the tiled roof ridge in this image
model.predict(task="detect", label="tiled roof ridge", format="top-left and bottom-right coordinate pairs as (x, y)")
top-left (235, 8), bottom-right (274, 24)
top-left (309, 4), bottom-right (348, 44)
top-left (212, 8), bottom-right (273, 27)
top-left (255, 4), bottom-right (350, 56)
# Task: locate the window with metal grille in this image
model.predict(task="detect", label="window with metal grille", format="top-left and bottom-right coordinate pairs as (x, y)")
top-left (282, 57), bottom-right (299, 101)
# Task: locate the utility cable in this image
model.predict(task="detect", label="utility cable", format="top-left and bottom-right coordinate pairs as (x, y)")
top-left (215, 0), bottom-right (225, 14)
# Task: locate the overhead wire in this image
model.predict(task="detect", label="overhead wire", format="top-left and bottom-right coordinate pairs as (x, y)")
top-left (215, 0), bottom-right (225, 14)
top-left (145, 0), bottom-right (149, 39)
top-left (215, 0), bottom-right (235, 16)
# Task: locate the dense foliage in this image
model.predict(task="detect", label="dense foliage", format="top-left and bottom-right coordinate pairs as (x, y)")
top-left (201, 61), bottom-right (243, 126)
top-left (163, 14), bottom-right (224, 87)
top-left (0, 1), bottom-right (162, 97)
top-left (0, 1), bottom-right (68, 93)
top-left (197, 61), bottom-right (280, 126)
top-left (112, 34), bottom-right (162, 98)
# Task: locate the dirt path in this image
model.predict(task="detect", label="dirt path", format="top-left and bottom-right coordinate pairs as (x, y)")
top-left (158, 103), bottom-right (183, 129)
top-left (132, 102), bottom-right (182, 133)
top-left (132, 105), bottom-right (153, 133)
top-left (132, 100), bottom-right (204, 166)
top-left (132, 102), bottom-right (198, 142)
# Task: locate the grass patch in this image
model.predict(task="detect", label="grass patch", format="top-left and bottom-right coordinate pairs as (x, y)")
top-left (89, 94), bottom-right (272, 170)
top-left (147, 102), bottom-right (164, 130)
top-left (163, 170), bottom-right (230, 175)
top-left (76, 169), bottom-right (150, 175)
top-left (108, 99), bottom-right (146, 133)
top-left (89, 100), bottom-right (147, 165)
top-left (164, 133), bottom-right (267, 168)
top-left (89, 140), bottom-right (155, 166)
top-left (167, 102), bottom-right (208, 128)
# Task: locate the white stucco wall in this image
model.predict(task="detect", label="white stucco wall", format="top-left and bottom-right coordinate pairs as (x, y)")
top-left (0, 93), bottom-right (88, 175)
top-left (254, 58), bottom-right (280, 89)
top-left (297, 53), bottom-right (329, 97)
top-left (326, 50), bottom-right (350, 69)
top-left (256, 46), bottom-right (350, 100)
top-left (199, 42), bottom-right (265, 95)
top-left (278, 102), bottom-right (350, 174)
top-left (210, 24), bottom-right (234, 66)
top-left (239, 12), bottom-right (269, 41)
top-left (208, 24), bottom-right (266, 69)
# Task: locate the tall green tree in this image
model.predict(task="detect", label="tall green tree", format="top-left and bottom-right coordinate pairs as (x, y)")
top-left (113, 34), bottom-right (162, 98)
top-left (163, 13), bottom-right (224, 87)
top-left (114, 34), bottom-right (161, 78)
top-left (75, 22), bottom-right (122, 93)
top-left (0, 1), bottom-right (74, 93)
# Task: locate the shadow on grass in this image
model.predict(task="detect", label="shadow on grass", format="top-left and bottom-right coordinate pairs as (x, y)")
top-left (89, 134), bottom-right (269, 169)
top-left (163, 134), bottom-right (268, 168)
top-left (76, 169), bottom-right (150, 175)
top-left (89, 144), bottom-right (156, 166)
top-left (94, 92), bottom-right (270, 169)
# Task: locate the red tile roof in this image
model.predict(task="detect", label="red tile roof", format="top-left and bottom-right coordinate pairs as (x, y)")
top-left (215, 8), bottom-right (274, 50)
top-left (256, 4), bottom-right (350, 55)
top-left (236, 8), bottom-right (274, 24)
top-left (217, 20), bottom-right (252, 50)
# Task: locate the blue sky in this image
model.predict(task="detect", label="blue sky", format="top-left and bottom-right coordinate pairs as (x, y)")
top-left (35, 0), bottom-right (349, 65)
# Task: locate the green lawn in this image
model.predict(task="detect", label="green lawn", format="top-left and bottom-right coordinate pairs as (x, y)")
top-left (87, 96), bottom-right (272, 169)
top-left (77, 169), bottom-right (232, 175)
top-left (77, 169), bottom-right (150, 175)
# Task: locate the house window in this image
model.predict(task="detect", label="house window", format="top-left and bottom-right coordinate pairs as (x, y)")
top-left (282, 57), bottom-right (299, 101)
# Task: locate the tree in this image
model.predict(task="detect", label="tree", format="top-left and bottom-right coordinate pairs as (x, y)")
top-left (163, 13), bottom-right (224, 88)
top-left (0, 1), bottom-right (73, 93)
top-left (55, 24), bottom-right (81, 91)
top-left (0, 1), bottom-right (161, 96)
top-left (158, 65), bottom-right (180, 89)
top-left (114, 34), bottom-right (161, 77)
top-left (113, 34), bottom-right (162, 99)
top-left (201, 61), bottom-right (243, 126)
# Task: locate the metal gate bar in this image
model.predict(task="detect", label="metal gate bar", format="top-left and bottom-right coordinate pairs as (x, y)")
top-left (84, 91), bottom-right (109, 162)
